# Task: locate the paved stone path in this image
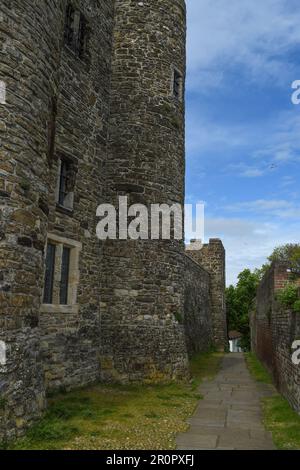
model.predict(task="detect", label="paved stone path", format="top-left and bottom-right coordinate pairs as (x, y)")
top-left (176, 353), bottom-right (276, 450)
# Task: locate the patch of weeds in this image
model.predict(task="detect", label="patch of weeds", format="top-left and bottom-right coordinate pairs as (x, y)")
top-left (190, 350), bottom-right (223, 387)
top-left (121, 413), bottom-right (134, 419)
top-left (276, 283), bottom-right (300, 313)
top-left (20, 179), bottom-right (30, 192)
top-left (263, 396), bottom-right (300, 450)
top-left (144, 411), bottom-right (160, 419)
top-left (244, 353), bottom-right (272, 384)
top-left (156, 394), bottom-right (172, 401)
top-left (174, 311), bottom-right (183, 324)
top-left (49, 396), bottom-right (92, 420)
top-left (193, 393), bottom-right (203, 400)
top-left (0, 440), bottom-right (8, 450)
top-left (163, 402), bottom-right (181, 408)
top-left (9, 351), bottom-right (223, 450)
top-left (0, 397), bottom-right (7, 410)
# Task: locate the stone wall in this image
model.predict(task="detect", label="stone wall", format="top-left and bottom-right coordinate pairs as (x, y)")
top-left (0, 0), bottom-right (62, 441)
top-left (184, 255), bottom-right (212, 356)
top-left (39, 0), bottom-right (114, 393)
top-left (251, 262), bottom-right (300, 413)
top-left (0, 0), bottom-right (115, 441)
top-left (187, 239), bottom-right (228, 351)
top-left (0, 0), bottom-right (226, 442)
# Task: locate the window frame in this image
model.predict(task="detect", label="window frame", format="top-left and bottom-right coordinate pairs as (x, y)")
top-left (41, 234), bottom-right (82, 314)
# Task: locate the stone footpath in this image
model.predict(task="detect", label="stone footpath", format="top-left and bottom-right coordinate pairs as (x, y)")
top-left (177, 353), bottom-right (276, 450)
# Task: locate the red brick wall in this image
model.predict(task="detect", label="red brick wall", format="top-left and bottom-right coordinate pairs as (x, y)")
top-left (251, 262), bottom-right (300, 413)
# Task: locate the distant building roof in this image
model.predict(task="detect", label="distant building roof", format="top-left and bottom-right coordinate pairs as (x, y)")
top-left (229, 330), bottom-right (242, 340)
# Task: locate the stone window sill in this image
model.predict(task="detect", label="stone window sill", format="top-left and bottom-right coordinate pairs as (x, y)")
top-left (64, 45), bottom-right (90, 69)
top-left (56, 204), bottom-right (74, 216)
top-left (40, 304), bottom-right (79, 314)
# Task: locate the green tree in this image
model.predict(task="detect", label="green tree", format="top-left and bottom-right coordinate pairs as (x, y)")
top-left (267, 244), bottom-right (300, 272)
top-left (226, 269), bottom-right (261, 351)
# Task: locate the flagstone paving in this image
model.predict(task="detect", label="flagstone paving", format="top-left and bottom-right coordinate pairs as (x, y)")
top-left (176, 353), bottom-right (276, 450)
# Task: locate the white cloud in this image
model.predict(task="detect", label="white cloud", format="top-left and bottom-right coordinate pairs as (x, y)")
top-left (224, 198), bottom-right (300, 219)
top-left (186, 0), bottom-right (300, 89)
top-left (204, 216), bottom-right (300, 285)
top-left (186, 115), bottom-right (251, 156)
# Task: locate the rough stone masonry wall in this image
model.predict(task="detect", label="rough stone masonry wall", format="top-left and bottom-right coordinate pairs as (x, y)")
top-left (184, 255), bottom-right (212, 356)
top-left (0, 0), bottom-right (115, 441)
top-left (100, 0), bottom-right (190, 382)
top-left (39, 0), bottom-right (114, 393)
top-left (0, 0), bottom-right (61, 441)
top-left (187, 239), bottom-right (228, 351)
top-left (251, 262), bottom-right (300, 413)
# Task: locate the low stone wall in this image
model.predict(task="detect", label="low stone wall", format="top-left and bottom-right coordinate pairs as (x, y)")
top-left (251, 262), bottom-right (300, 413)
top-left (184, 255), bottom-right (212, 356)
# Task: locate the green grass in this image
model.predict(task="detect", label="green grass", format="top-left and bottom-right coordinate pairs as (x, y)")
top-left (6, 351), bottom-right (223, 451)
top-left (190, 350), bottom-right (223, 389)
top-left (244, 352), bottom-right (272, 384)
top-left (245, 352), bottom-right (300, 450)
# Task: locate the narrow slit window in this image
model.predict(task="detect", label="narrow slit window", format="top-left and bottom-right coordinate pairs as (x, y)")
top-left (57, 156), bottom-right (76, 211)
top-left (47, 96), bottom-right (57, 165)
top-left (64, 4), bottom-right (88, 59)
top-left (64, 3), bottom-right (75, 48)
top-left (173, 69), bottom-right (183, 100)
top-left (58, 159), bottom-right (69, 206)
top-left (43, 243), bottom-right (56, 304)
top-left (78, 13), bottom-right (87, 59)
top-left (60, 246), bottom-right (70, 305)
top-left (0, 81), bottom-right (6, 104)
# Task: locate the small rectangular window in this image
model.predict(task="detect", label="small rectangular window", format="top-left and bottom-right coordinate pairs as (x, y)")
top-left (41, 234), bottom-right (82, 313)
top-left (60, 246), bottom-right (70, 305)
top-left (64, 4), bottom-right (88, 59)
top-left (57, 156), bottom-right (76, 211)
top-left (173, 69), bottom-right (183, 100)
top-left (43, 243), bottom-right (56, 304)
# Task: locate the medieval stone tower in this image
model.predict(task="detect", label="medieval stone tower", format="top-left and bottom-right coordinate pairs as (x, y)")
top-left (0, 0), bottom-right (227, 441)
top-left (100, 0), bottom-right (188, 382)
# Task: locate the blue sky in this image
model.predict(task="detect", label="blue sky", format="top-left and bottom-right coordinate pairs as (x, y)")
top-left (185, 0), bottom-right (300, 285)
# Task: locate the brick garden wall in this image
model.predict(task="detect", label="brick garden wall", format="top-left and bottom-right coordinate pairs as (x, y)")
top-left (251, 262), bottom-right (300, 413)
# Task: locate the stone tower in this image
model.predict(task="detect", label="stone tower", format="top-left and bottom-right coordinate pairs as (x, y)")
top-left (100, 0), bottom-right (189, 382)
top-left (187, 239), bottom-right (228, 351)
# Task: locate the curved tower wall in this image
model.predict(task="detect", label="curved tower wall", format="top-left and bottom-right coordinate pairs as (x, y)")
top-left (101, 0), bottom-right (189, 381)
